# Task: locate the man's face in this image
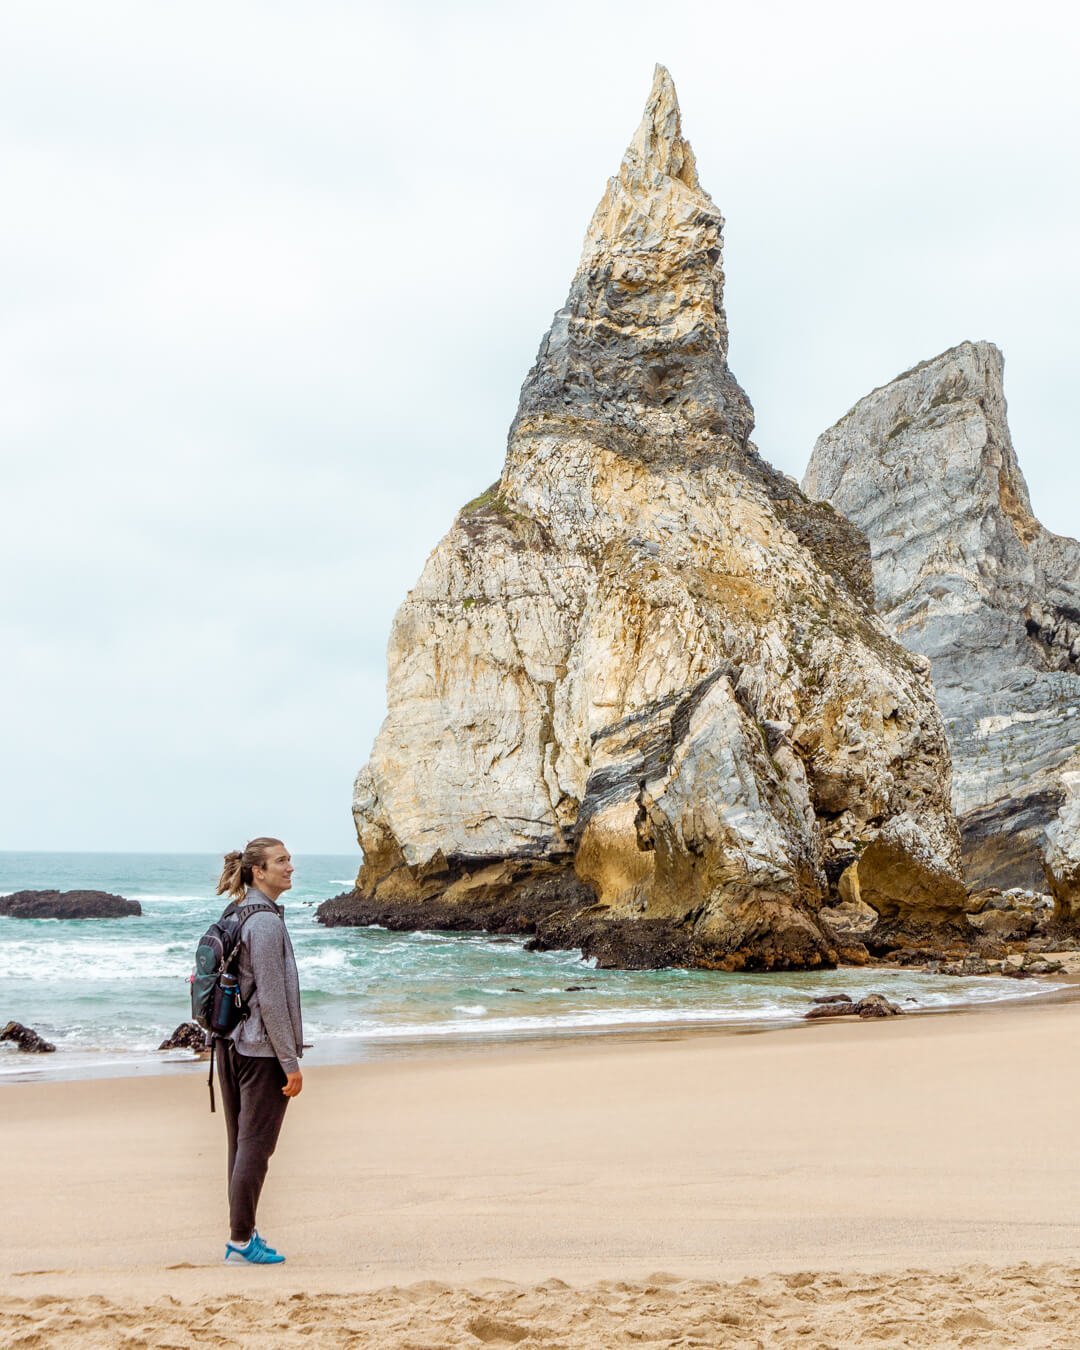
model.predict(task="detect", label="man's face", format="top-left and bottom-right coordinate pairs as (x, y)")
top-left (255, 845), bottom-right (294, 898)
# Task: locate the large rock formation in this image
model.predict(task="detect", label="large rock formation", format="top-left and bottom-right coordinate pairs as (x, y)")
top-left (803, 341), bottom-right (1080, 911)
top-left (336, 67), bottom-right (966, 968)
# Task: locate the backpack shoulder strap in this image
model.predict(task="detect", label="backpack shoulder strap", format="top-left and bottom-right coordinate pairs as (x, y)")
top-left (221, 902), bottom-right (281, 970)
top-left (236, 901), bottom-right (280, 923)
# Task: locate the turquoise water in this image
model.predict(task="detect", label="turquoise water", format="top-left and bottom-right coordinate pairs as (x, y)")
top-left (0, 851), bottom-right (1055, 1082)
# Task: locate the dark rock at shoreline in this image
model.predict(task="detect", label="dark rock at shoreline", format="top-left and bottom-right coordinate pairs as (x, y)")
top-left (316, 866), bottom-right (597, 937)
top-left (0, 890), bottom-right (141, 919)
top-left (318, 871), bottom-right (840, 972)
top-left (999, 954), bottom-right (1065, 979)
top-left (864, 914), bottom-right (973, 961)
top-left (1028, 922), bottom-right (1080, 949)
top-left (967, 908), bottom-right (1038, 942)
top-left (938, 955), bottom-right (996, 976)
top-left (1023, 957), bottom-right (1065, 975)
top-left (1, 1021), bottom-right (55, 1052)
top-left (527, 913), bottom-right (696, 971)
top-left (526, 905), bottom-right (839, 972)
top-left (804, 993), bottom-right (903, 1021)
top-left (158, 1022), bottom-right (208, 1052)
top-left (318, 870), bottom-right (1066, 979)
top-left (805, 1001), bottom-right (853, 1020)
top-left (810, 993), bottom-right (853, 1005)
top-left (856, 993), bottom-right (904, 1018)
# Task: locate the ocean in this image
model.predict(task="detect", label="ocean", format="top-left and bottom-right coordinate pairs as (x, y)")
top-left (0, 851), bottom-right (1054, 1083)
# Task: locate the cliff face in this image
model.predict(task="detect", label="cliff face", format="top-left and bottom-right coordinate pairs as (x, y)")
top-left (803, 342), bottom-right (1080, 910)
top-left (341, 68), bottom-right (966, 968)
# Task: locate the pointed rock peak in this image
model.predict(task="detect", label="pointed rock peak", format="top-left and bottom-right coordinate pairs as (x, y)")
top-left (898, 338), bottom-right (1003, 390)
top-left (804, 338), bottom-right (1039, 553)
top-left (623, 64), bottom-right (699, 190)
top-left (512, 66), bottom-right (754, 446)
top-left (816, 341), bottom-right (1005, 447)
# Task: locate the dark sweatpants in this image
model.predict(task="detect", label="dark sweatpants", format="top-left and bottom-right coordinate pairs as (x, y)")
top-left (216, 1040), bottom-right (289, 1243)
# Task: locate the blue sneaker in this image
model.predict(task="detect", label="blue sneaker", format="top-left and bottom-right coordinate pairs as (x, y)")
top-left (253, 1229), bottom-right (279, 1255)
top-left (224, 1233), bottom-right (285, 1264)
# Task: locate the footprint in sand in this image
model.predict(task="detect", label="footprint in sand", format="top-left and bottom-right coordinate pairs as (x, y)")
top-left (943, 1310), bottom-right (996, 1332)
top-left (466, 1314), bottom-right (531, 1344)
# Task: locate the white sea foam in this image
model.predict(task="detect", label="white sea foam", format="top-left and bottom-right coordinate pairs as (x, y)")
top-left (315, 1004), bottom-right (797, 1040)
top-left (296, 949), bottom-right (347, 971)
top-left (0, 1044), bottom-right (197, 1080)
top-left (128, 893), bottom-right (210, 903)
top-left (0, 938), bottom-right (188, 982)
top-left (305, 977), bottom-right (1056, 1043)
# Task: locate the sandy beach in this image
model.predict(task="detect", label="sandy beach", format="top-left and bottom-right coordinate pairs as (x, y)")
top-left (5, 999), bottom-right (1080, 1346)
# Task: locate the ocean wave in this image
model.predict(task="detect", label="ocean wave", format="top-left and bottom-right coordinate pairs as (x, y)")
top-left (127, 893), bottom-right (211, 903)
top-left (1, 978), bottom-right (1062, 1083)
top-left (311, 1003), bottom-right (804, 1040)
top-left (296, 949), bottom-right (348, 971)
top-left (303, 976), bottom-right (1055, 1042)
top-left (0, 938), bottom-right (190, 982)
top-left (0, 1044), bottom-right (197, 1079)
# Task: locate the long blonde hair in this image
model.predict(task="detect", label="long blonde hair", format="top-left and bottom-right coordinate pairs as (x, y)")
top-left (216, 837), bottom-right (284, 902)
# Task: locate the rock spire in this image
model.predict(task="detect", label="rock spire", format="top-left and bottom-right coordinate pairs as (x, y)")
top-left (331, 71), bottom-right (966, 967)
top-left (513, 63), bottom-right (753, 445)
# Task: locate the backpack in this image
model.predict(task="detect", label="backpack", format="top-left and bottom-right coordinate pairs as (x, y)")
top-left (190, 900), bottom-right (278, 1111)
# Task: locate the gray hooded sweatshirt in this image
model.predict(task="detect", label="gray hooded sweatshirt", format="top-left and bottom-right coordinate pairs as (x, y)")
top-left (229, 887), bottom-right (304, 1075)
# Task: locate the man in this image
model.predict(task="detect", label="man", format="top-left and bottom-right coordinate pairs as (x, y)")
top-left (214, 837), bottom-right (304, 1265)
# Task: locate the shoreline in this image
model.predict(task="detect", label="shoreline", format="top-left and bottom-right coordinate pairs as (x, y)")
top-left (4, 961), bottom-right (1077, 1088)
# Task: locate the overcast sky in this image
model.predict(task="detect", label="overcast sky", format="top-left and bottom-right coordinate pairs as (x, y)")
top-left (2, 0), bottom-right (1077, 857)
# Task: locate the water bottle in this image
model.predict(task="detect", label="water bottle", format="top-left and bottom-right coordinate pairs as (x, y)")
top-left (210, 972), bottom-right (243, 1035)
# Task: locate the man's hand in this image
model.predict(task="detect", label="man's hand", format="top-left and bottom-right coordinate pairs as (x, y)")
top-left (282, 1070), bottom-right (304, 1098)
